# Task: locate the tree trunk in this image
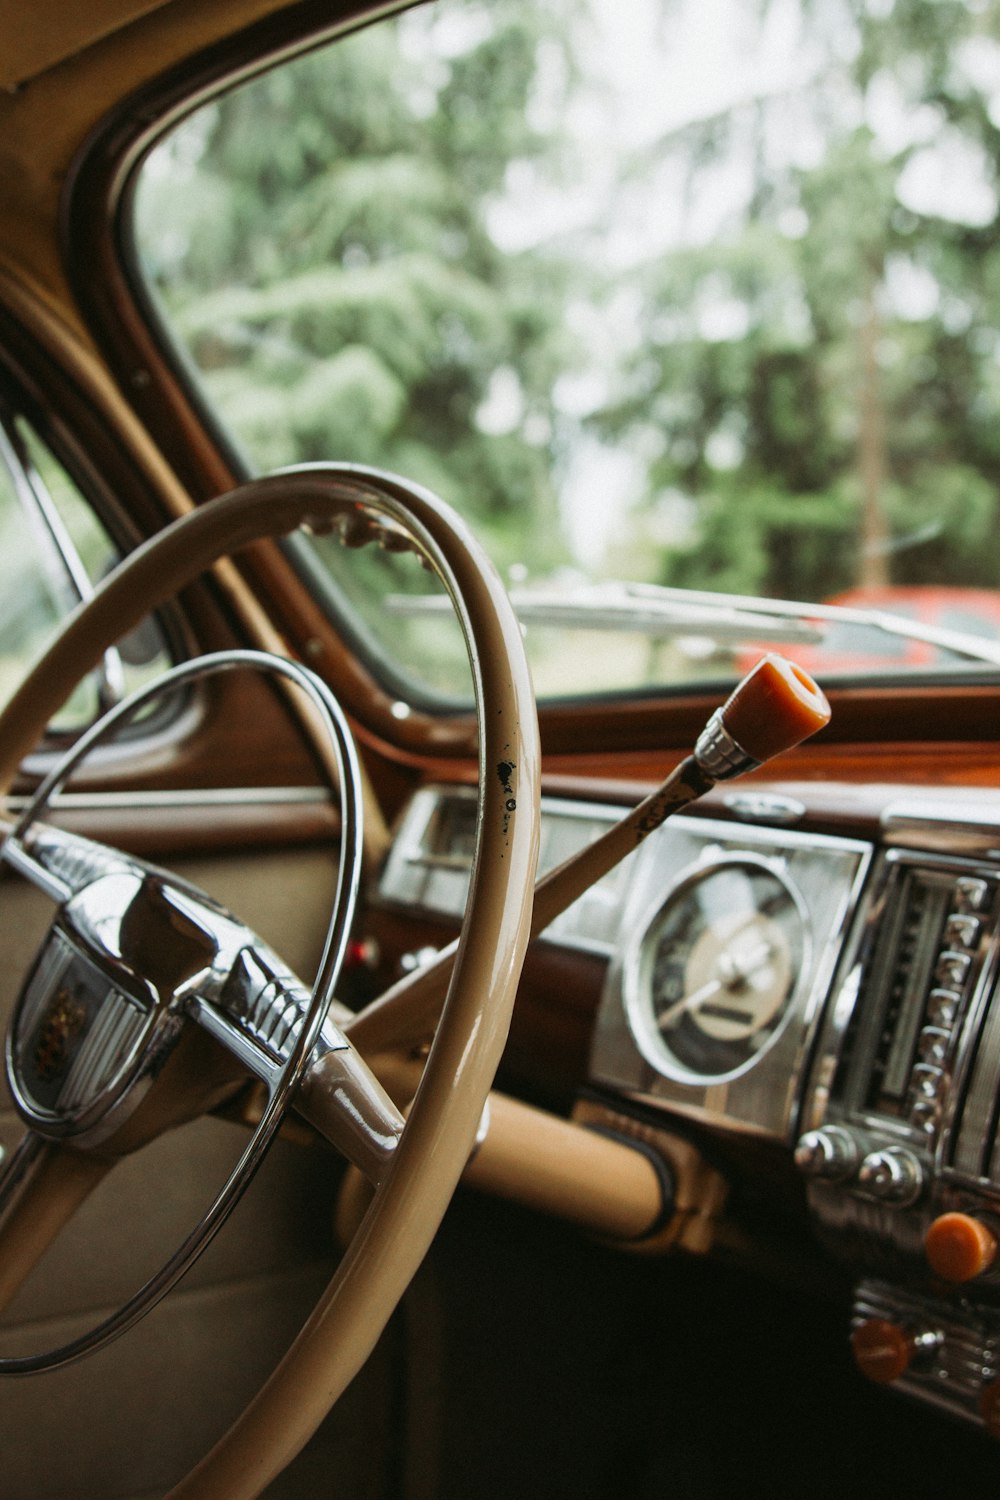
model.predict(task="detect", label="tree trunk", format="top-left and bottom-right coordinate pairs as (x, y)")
top-left (858, 266), bottom-right (890, 590)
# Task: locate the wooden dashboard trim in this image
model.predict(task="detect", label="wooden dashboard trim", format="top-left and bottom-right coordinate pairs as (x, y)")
top-left (541, 744), bottom-right (1000, 841)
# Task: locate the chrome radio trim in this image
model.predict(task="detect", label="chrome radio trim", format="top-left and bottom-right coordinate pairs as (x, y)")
top-left (803, 847), bottom-right (1000, 1165)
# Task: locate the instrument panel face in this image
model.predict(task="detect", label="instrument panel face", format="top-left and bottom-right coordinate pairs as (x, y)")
top-left (624, 854), bottom-right (809, 1086)
top-left (380, 785), bottom-right (871, 1144)
top-left (591, 816), bottom-right (871, 1141)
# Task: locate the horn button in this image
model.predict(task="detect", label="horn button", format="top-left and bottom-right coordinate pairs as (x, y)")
top-left (8, 871), bottom-right (220, 1146)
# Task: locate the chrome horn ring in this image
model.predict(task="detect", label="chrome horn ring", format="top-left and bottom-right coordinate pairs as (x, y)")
top-left (0, 648), bottom-right (365, 1373)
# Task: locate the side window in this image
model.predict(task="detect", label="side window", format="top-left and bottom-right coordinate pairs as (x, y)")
top-left (0, 405), bottom-right (172, 734)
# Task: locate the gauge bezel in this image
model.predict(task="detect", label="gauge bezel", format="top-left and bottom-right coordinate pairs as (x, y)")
top-left (622, 850), bottom-right (812, 1087)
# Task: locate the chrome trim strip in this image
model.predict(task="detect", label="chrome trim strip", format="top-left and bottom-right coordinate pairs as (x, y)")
top-left (379, 786), bottom-right (635, 957)
top-left (5, 786), bottom-right (333, 813)
top-left (883, 801), bottom-right (1000, 858)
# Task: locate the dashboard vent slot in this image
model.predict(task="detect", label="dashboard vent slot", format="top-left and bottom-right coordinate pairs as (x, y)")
top-left (835, 860), bottom-right (983, 1134)
top-left (863, 872), bottom-right (948, 1112)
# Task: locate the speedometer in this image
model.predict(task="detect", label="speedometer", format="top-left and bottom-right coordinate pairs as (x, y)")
top-left (624, 854), bottom-right (809, 1085)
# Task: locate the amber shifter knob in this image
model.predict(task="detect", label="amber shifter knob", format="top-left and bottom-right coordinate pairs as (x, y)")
top-left (925, 1212), bottom-right (998, 1283)
top-left (694, 655), bottom-right (831, 780)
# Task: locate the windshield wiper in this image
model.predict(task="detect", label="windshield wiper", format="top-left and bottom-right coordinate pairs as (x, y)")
top-left (386, 578), bottom-right (1000, 666)
top-left (626, 583), bottom-right (1000, 667)
top-left (386, 580), bottom-right (822, 646)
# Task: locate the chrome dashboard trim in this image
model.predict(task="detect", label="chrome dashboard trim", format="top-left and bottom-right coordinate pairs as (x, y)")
top-left (590, 814), bottom-right (871, 1142)
top-left (805, 846), bottom-right (1000, 1170)
top-left (883, 800), bottom-right (1000, 859)
top-left (619, 849), bottom-right (813, 1090)
top-left (723, 790), bottom-right (806, 825)
top-left (4, 786), bottom-right (333, 813)
top-left (379, 785), bottom-right (628, 957)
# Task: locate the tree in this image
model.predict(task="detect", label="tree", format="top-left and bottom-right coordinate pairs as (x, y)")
top-left (137, 0), bottom-right (581, 578)
top-left (591, 0), bottom-right (1000, 603)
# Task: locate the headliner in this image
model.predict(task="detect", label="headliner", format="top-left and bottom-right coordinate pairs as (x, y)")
top-left (0, 0), bottom-right (178, 91)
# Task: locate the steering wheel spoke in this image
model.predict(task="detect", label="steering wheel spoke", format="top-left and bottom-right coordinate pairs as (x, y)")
top-left (0, 1130), bottom-right (112, 1317)
top-left (1, 821), bottom-right (109, 904)
top-left (189, 946), bottom-right (403, 1184)
top-left (295, 1034), bottom-right (403, 1185)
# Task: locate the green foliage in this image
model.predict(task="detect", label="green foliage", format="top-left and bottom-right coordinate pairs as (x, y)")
top-left (594, 0), bottom-right (1000, 604)
top-left (140, 0), bottom-right (578, 580)
top-left (884, 465), bottom-right (1000, 586)
top-left (136, 0), bottom-right (1000, 692)
top-left (659, 483), bottom-right (859, 600)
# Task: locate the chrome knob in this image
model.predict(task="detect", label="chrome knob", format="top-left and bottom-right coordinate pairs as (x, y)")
top-left (794, 1126), bottom-right (859, 1183)
top-left (856, 1146), bottom-right (924, 1207)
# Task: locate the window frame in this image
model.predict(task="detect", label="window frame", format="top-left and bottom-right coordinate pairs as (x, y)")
top-left (0, 322), bottom-right (193, 754)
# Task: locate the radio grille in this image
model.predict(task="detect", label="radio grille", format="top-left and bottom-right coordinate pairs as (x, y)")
top-left (834, 859), bottom-right (991, 1142)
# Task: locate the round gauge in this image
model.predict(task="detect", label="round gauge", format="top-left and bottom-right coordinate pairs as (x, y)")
top-left (624, 855), bottom-right (809, 1085)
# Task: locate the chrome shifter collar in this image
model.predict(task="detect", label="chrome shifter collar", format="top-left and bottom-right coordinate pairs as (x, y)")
top-left (693, 707), bottom-right (762, 782)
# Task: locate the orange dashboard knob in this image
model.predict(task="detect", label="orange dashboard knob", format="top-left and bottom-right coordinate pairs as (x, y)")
top-left (925, 1212), bottom-right (997, 1284)
top-left (850, 1318), bottom-right (914, 1384)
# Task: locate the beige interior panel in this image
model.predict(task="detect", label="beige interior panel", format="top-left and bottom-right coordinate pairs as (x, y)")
top-left (0, 1258), bottom-right (397, 1500)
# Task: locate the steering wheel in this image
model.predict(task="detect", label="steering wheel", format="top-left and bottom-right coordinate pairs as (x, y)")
top-left (0, 466), bottom-right (541, 1498)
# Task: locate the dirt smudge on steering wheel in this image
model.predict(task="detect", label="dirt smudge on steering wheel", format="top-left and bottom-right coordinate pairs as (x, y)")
top-left (497, 759), bottom-right (516, 836)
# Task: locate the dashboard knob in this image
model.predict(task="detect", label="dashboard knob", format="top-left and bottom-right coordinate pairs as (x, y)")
top-left (850, 1319), bottom-right (914, 1384)
top-left (856, 1146), bottom-right (923, 1206)
top-left (794, 1126), bottom-right (858, 1182)
top-left (850, 1318), bottom-right (942, 1385)
top-left (925, 1212), bottom-right (998, 1283)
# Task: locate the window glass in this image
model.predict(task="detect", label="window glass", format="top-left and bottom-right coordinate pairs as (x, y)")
top-left (0, 416), bottom-right (172, 731)
top-left (133, 0), bottom-right (1000, 702)
top-left (0, 456), bottom-right (76, 715)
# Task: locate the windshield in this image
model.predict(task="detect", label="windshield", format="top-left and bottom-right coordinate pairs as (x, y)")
top-left (132, 0), bottom-right (1000, 705)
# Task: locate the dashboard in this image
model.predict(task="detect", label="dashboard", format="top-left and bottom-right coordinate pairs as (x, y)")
top-left (374, 780), bottom-right (1000, 1439)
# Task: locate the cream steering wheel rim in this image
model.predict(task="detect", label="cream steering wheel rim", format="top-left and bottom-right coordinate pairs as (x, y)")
top-left (0, 466), bottom-right (541, 1499)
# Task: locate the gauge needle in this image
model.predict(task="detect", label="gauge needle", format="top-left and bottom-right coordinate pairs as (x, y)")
top-left (719, 938), bottom-right (773, 986)
top-left (658, 939), bottom-right (775, 1033)
top-left (657, 977), bottom-right (724, 1031)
